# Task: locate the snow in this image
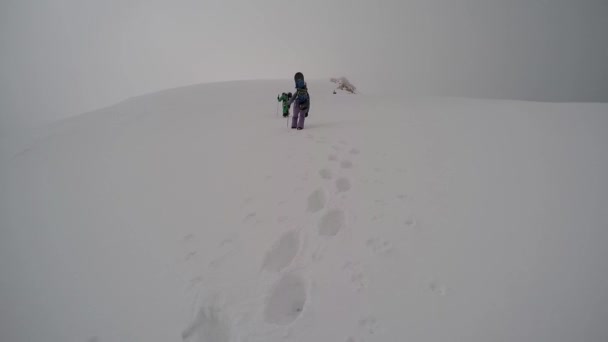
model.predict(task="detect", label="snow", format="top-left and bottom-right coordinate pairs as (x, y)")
top-left (1, 79), bottom-right (608, 342)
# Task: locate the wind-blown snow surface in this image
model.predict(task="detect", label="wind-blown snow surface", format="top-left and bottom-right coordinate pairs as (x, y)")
top-left (1, 80), bottom-right (608, 342)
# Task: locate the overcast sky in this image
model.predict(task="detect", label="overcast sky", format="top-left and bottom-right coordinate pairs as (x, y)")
top-left (1, 0), bottom-right (607, 134)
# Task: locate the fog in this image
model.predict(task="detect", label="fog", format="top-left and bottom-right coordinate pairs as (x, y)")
top-left (1, 0), bottom-right (607, 134)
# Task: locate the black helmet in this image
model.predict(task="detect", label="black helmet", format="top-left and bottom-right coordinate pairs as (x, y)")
top-left (287, 92), bottom-right (293, 97)
top-left (294, 72), bottom-right (304, 81)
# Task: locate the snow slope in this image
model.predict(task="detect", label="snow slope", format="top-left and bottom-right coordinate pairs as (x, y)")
top-left (1, 80), bottom-right (608, 342)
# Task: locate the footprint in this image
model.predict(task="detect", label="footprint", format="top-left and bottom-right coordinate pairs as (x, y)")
top-left (182, 234), bottom-right (195, 243)
top-left (182, 306), bottom-right (231, 342)
top-left (209, 255), bottom-right (229, 269)
top-left (429, 281), bottom-right (448, 296)
top-left (349, 148), bottom-right (360, 155)
top-left (336, 177), bottom-right (351, 193)
top-left (358, 316), bottom-right (378, 335)
top-left (366, 238), bottom-right (394, 256)
top-left (319, 168), bottom-right (333, 180)
top-left (397, 194), bottom-right (407, 200)
top-left (328, 154), bottom-right (338, 162)
top-left (208, 244), bottom-right (236, 269)
top-left (405, 218), bottom-right (417, 228)
top-left (219, 238), bottom-right (233, 247)
top-left (311, 251), bottom-right (322, 262)
top-left (340, 160), bottom-right (353, 169)
top-left (307, 189), bottom-right (326, 213)
top-left (264, 274), bottom-right (307, 325)
top-left (374, 199), bottom-right (386, 206)
top-left (185, 251), bottom-right (198, 261)
top-left (189, 276), bottom-right (203, 288)
top-left (243, 212), bottom-right (257, 222)
top-left (262, 230), bottom-right (300, 272)
top-left (343, 262), bottom-right (367, 292)
top-left (319, 209), bottom-right (346, 237)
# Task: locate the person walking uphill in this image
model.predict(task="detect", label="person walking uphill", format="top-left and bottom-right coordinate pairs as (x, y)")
top-left (288, 72), bottom-right (310, 130)
top-left (277, 92), bottom-right (292, 117)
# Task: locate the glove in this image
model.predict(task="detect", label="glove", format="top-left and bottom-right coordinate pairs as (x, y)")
top-left (305, 112), bottom-right (309, 118)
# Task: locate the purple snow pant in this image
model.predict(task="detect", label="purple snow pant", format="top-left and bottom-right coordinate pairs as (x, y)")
top-left (291, 105), bottom-right (308, 129)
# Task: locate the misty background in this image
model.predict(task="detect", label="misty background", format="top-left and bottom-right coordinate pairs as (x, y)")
top-left (1, 0), bottom-right (607, 135)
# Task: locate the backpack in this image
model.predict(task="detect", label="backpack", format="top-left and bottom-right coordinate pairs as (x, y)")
top-left (294, 79), bottom-right (309, 110)
top-left (295, 88), bottom-right (309, 110)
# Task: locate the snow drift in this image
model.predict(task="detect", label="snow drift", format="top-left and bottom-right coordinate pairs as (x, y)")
top-left (1, 80), bottom-right (608, 342)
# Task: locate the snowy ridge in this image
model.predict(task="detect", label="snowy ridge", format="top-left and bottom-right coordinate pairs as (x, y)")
top-left (1, 80), bottom-right (608, 342)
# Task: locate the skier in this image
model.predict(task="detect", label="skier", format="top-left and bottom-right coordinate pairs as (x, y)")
top-left (277, 92), bottom-right (292, 117)
top-left (288, 72), bottom-right (310, 130)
